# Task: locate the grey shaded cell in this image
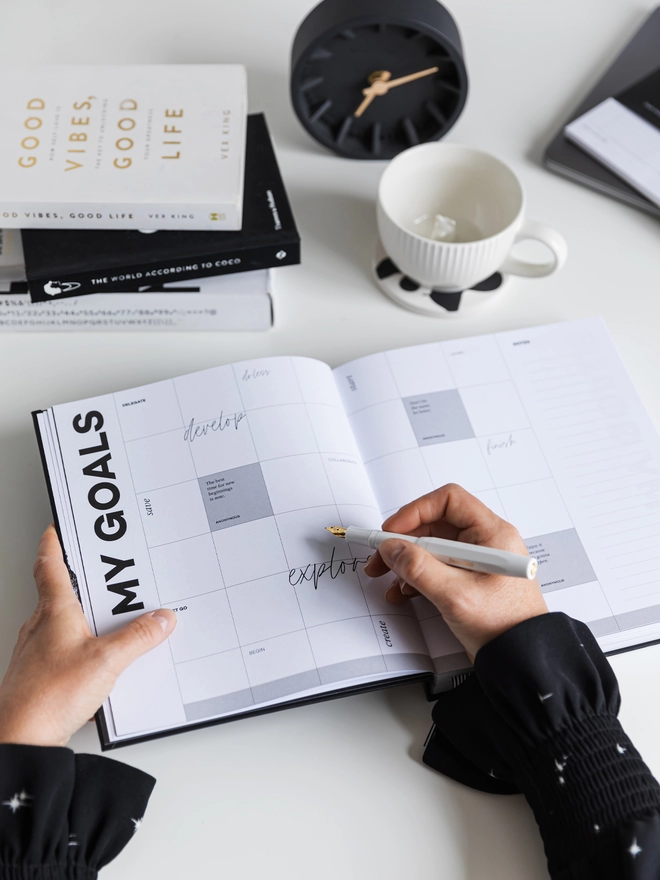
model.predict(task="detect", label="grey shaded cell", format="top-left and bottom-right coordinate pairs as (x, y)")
top-left (317, 655), bottom-right (387, 684)
top-left (384, 652), bottom-right (435, 674)
top-left (255, 658), bottom-right (429, 699)
top-left (403, 389), bottom-right (475, 446)
top-left (587, 617), bottom-right (621, 637)
top-left (199, 462), bottom-right (273, 532)
top-left (252, 669), bottom-right (321, 703)
top-left (524, 528), bottom-right (597, 592)
top-left (615, 603), bottom-right (660, 630)
top-left (184, 688), bottom-right (254, 722)
top-left (183, 658), bottom-right (434, 723)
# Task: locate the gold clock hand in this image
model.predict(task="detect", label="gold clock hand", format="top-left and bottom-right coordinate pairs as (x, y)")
top-left (383, 66), bottom-right (440, 89)
top-left (354, 70), bottom-right (391, 117)
top-left (354, 90), bottom-right (377, 118)
top-left (353, 67), bottom-right (440, 118)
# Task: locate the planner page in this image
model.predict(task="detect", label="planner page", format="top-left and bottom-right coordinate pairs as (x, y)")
top-left (37, 356), bottom-right (433, 745)
top-left (333, 318), bottom-right (660, 674)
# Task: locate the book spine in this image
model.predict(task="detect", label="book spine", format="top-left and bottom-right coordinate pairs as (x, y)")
top-left (32, 411), bottom-right (67, 563)
top-left (32, 409), bottom-right (113, 752)
top-left (0, 201), bottom-right (242, 232)
top-left (2, 292), bottom-right (273, 331)
top-left (27, 240), bottom-right (301, 301)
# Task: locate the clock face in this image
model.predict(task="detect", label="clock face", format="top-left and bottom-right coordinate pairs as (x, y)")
top-left (291, 22), bottom-right (467, 160)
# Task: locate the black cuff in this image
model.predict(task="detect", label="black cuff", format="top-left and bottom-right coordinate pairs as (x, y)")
top-left (0, 868), bottom-right (95, 880)
top-left (474, 613), bottom-right (620, 749)
top-left (423, 674), bottom-right (520, 794)
top-left (471, 613), bottom-right (660, 875)
top-left (0, 745), bottom-right (155, 878)
top-left (514, 713), bottom-right (660, 875)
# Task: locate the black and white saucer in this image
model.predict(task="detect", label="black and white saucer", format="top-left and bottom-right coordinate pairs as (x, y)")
top-left (372, 241), bottom-right (511, 317)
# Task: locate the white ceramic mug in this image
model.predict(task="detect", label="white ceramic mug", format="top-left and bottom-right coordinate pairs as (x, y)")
top-left (377, 143), bottom-right (568, 291)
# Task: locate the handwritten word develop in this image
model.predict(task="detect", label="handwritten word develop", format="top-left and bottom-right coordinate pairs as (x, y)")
top-left (183, 412), bottom-right (246, 443)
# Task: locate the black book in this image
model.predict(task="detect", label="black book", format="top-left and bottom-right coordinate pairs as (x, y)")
top-left (544, 7), bottom-right (660, 216)
top-left (22, 114), bottom-right (300, 302)
top-left (561, 65), bottom-right (660, 210)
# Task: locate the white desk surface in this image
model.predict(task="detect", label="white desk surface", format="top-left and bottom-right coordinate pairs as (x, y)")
top-left (1, 1), bottom-right (659, 877)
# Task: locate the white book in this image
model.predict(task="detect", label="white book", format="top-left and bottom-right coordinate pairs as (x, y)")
top-left (34, 318), bottom-right (660, 748)
top-left (0, 65), bottom-right (247, 230)
top-left (0, 269), bottom-right (273, 331)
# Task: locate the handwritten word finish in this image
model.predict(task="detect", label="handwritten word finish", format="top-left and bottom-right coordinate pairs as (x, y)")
top-left (486, 434), bottom-right (516, 456)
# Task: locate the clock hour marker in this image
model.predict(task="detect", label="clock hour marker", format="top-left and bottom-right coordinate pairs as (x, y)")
top-left (371, 122), bottom-right (382, 156)
top-left (336, 116), bottom-right (353, 145)
top-left (440, 81), bottom-right (461, 95)
top-left (300, 76), bottom-right (324, 93)
top-left (310, 99), bottom-right (332, 123)
top-left (425, 100), bottom-right (447, 124)
top-left (310, 46), bottom-right (333, 60)
top-left (403, 117), bottom-right (420, 146)
top-left (341, 28), bottom-right (356, 39)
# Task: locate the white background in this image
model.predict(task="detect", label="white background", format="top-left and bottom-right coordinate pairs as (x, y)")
top-left (1, 1), bottom-right (659, 878)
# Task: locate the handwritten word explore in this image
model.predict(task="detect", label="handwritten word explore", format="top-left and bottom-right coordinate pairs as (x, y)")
top-left (289, 546), bottom-right (371, 590)
top-left (183, 412), bottom-right (246, 443)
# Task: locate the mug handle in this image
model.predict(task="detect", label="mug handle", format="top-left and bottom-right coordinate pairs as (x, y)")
top-left (499, 219), bottom-right (568, 278)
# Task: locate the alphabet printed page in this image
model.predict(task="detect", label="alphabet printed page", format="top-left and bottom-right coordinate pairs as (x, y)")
top-left (38, 356), bottom-right (433, 745)
top-left (333, 318), bottom-right (660, 675)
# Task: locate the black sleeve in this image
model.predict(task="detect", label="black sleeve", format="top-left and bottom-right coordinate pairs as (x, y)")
top-left (0, 744), bottom-right (155, 879)
top-left (423, 612), bottom-right (660, 880)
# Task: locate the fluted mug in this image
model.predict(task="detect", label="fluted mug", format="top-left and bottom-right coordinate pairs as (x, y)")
top-left (377, 143), bottom-right (567, 292)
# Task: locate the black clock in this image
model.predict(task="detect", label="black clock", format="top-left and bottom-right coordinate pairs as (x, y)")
top-left (291, 0), bottom-right (468, 160)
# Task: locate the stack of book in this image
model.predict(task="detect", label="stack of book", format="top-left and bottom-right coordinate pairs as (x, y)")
top-left (0, 66), bottom-right (300, 331)
top-left (562, 67), bottom-right (660, 214)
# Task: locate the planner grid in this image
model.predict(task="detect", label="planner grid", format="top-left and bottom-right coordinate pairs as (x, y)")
top-left (39, 318), bottom-right (660, 743)
top-left (334, 322), bottom-right (660, 665)
top-left (112, 357), bottom-right (432, 724)
top-left (501, 329), bottom-right (660, 640)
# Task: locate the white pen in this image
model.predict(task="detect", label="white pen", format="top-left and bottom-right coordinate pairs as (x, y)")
top-left (325, 526), bottom-right (537, 580)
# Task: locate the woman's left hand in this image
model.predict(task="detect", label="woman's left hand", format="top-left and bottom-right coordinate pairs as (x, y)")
top-left (0, 525), bottom-right (177, 748)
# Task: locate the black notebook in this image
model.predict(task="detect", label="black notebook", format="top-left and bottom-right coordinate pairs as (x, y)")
top-left (544, 6), bottom-right (660, 216)
top-left (22, 114), bottom-right (301, 302)
top-left (564, 67), bottom-right (660, 209)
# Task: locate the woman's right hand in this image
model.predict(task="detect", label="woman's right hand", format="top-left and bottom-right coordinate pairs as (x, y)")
top-left (363, 484), bottom-right (548, 660)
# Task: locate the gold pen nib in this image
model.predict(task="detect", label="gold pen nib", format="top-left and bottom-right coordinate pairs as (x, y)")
top-left (326, 526), bottom-right (347, 538)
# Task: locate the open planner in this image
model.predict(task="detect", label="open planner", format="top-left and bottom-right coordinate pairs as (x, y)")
top-left (34, 317), bottom-right (660, 749)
